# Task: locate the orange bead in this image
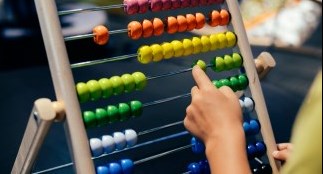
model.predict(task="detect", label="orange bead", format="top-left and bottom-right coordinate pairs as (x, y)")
top-left (195, 13), bottom-right (206, 29)
top-left (93, 25), bottom-right (109, 45)
top-left (128, 21), bottom-right (143, 40)
top-left (152, 18), bottom-right (164, 36)
top-left (209, 10), bottom-right (221, 27)
top-left (177, 15), bottom-right (188, 32)
top-left (186, 14), bottom-right (197, 31)
top-left (166, 16), bottom-right (178, 34)
top-left (142, 19), bottom-right (154, 38)
top-left (220, 9), bottom-right (230, 26)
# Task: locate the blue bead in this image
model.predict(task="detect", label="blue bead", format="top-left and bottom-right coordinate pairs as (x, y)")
top-left (108, 163), bottom-right (122, 174)
top-left (249, 119), bottom-right (261, 135)
top-left (261, 164), bottom-right (272, 174)
top-left (191, 137), bottom-right (205, 154)
top-left (97, 166), bottom-right (109, 174)
top-left (198, 160), bottom-right (210, 174)
top-left (247, 144), bottom-right (257, 159)
top-left (243, 121), bottom-right (251, 135)
top-left (187, 162), bottom-right (201, 174)
top-left (255, 141), bottom-right (266, 157)
top-left (120, 159), bottom-right (134, 174)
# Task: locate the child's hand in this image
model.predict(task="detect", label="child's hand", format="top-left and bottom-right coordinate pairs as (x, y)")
top-left (272, 143), bottom-right (293, 161)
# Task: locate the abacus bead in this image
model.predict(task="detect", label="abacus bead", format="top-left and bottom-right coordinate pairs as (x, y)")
top-left (127, 21), bottom-right (142, 40)
top-left (93, 25), bottom-right (109, 45)
top-left (187, 162), bottom-right (201, 174)
top-left (137, 45), bottom-right (153, 64)
top-left (244, 97), bottom-right (254, 112)
top-left (199, 160), bottom-right (210, 174)
top-left (83, 111), bottom-right (96, 128)
top-left (255, 141), bottom-right (266, 157)
top-left (220, 79), bottom-right (231, 87)
top-left (121, 74), bottom-right (136, 93)
top-left (229, 76), bottom-right (239, 91)
top-left (150, 0), bottom-right (163, 12)
top-left (171, 0), bottom-right (181, 9)
top-left (118, 103), bottom-right (131, 121)
top-left (190, 0), bottom-right (199, 6)
top-left (193, 60), bottom-right (207, 71)
top-left (162, 42), bottom-right (175, 59)
top-left (87, 80), bottom-right (102, 101)
top-left (162, 0), bottom-right (172, 10)
top-left (209, 10), bottom-right (221, 27)
top-left (243, 121), bottom-right (251, 135)
top-left (223, 55), bottom-right (234, 70)
top-left (192, 37), bottom-right (203, 54)
top-left (247, 144), bottom-right (257, 159)
top-left (96, 108), bottom-right (109, 126)
top-left (150, 44), bottom-right (164, 62)
top-left (217, 33), bottom-right (228, 49)
top-left (209, 34), bottom-right (220, 50)
top-left (90, 138), bottom-right (103, 157)
top-left (214, 80), bottom-right (223, 88)
top-left (186, 14), bottom-right (197, 31)
top-left (166, 16), bottom-right (179, 34)
top-left (109, 163), bottom-right (122, 174)
top-left (99, 78), bottom-right (113, 99)
top-left (152, 18), bottom-right (164, 36)
top-left (232, 53), bottom-right (243, 68)
top-left (132, 72), bottom-right (147, 90)
top-left (113, 132), bottom-right (127, 150)
top-left (260, 164), bottom-right (272, 174)
top-left (177, 15), bottom-right (188, 32)
top-left (124, 0), bottom-right (139, 15)
top-left (253, 166), bottom-right (262, 174)
top-left (76, 82), bottom-right (90, 103)
top-left (191, 137), bottom-right (205, 154)
top-left (107, 105), bottom-right (119, 123)
top-left (142, 19), bottom-right (153, 38)
top-left (226, 31), bottom-right (237, 47)
top-left (219, 9), bottom-right (230, 26)
top-left (239, 99), bottom-right (245, 108)
top-left (138, 0), bottom-right (149, 13)
top-left (120, 159), bottom-right (134, 174)
top-left (181, 0), bottom-right (190, 7)
top-left (171, 40), bottom-right (184, 57)
top-left (97, 166), bottom-right (109, 174)
top-left (182, 38), bottom-right (194, 56)
top-left (110, 76), bottom-right (124, 95)
top-left (130, 100), bottom-right (143, 117)
top-left (102, 135), bottom-right (116, 153)
top-left (200, 36), bottom-right (211, 52)
top-left (250, 119), bottom-right (261, 135)
top-left (195, 13), bottom-right (206, 29)
top-left (238, 74), bottom-right (249, 89)
top-left (214, 57), bottom-right (225, 72)
top-left (124, 129), bottom-right (138, 147)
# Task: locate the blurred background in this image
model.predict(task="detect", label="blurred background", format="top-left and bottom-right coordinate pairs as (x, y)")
top-left (0, 0), bottom-right (322, 173)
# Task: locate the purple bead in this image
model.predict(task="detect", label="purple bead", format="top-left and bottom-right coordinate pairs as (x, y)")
top-left (255, 141), bottom-right (266, 157)
top-left (109, 163), bottom-right (122, 174)
top-left (191, 137), bottom-right (205, 154)
top-left (150, 0), bottom-right (163, 12)
top-left (120, 159), bottom-right (134, 174)
top-left (190, 0), bottom-right (199, 6)
top-left (187, 162), bottom-right (201, 174)
top-left (124, 0), bottom-right (139, 15)
top-left (247, 144), bottom-right (257, 159)
top-left (181, 0), bottom-right (190, 7)
top-left (138, 0), bottom-right (149, 13)
top-left (162, 0), bottom-right (172, 10)
top-left (97, 166), bottom-right (109, 174)
top-left (249, 119), bottom-right (260, 135)
top-left (171, 0), bottom-right (181, 9)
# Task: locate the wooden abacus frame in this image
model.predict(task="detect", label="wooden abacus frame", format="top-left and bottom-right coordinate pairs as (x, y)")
top-left (12, 0), bottom-right (280, 173)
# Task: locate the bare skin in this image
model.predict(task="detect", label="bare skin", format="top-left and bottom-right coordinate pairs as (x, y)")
top-left (273, 143), bottom-right (293, 161)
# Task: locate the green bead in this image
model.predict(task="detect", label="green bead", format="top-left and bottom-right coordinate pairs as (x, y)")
top-left (76, 82), bottom-right (90, 103)
top-left (214, 57), bottom-right (225, 72)
top-left (118, 103), bottom-right (131, 121)
top-left (107, 105), bottom-right (119, 123)
top-left (220, 79), bottom-right (231, 87)
top-left (137, 45), bottom-right (153, 64)
top-left (212, 80), bottom-right (218, 87)
top-left (83, 111), bottom-right (96, 128)
top-left (229, 76), bottom-right (239, 91)
top-left (223, 55), bottom-right (234, 70)
top-left (132, 72), bottom-right (147, 91)
top-left (192, 60), bottom-right (207, 71)
top-left (121, 74), bottom-right (136, 93)
top-left (238, 74), bottom-right (249, 90)
top-left (110, 76), bottom-right (124, 95)
top-left (232, 53), bottom-right (243, 68)
top-left (98, 78), bottom-right (113, 99)
top-left (217, 33), bottom-right (228, 49)
top-left (200, 36), bottom-right (211, 52)
top-left (86, 80), bottom-right (102, 101)
top-left (95, 108), bottom-right (109, 126)
top-left (130, 100), bottom-right (143, 117)
top-left (214, 80), bottom-right (223, 88)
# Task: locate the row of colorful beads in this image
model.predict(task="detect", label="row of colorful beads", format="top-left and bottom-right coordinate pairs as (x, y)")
top-left (96, 159), bottom-right (133, 174)
top-left (247, 141), bottom-right (267, 159)
top-left (210, 53), bottom-right (243, 72)
top-left (212, 74), bottom-right (249, 92)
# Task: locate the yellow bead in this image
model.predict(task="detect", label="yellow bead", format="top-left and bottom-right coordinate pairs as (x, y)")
top-left (171, 40), bottom-right (184, 58)
top-left (109, 76), bottom-right (124, 95)
top-left (226, 31), bottom-right (237, 47)
top-left (137, 45), bottom-right (153, 64)
top-left (217, 33), bottom-right (228, 49)
top-left (182, 39), bottom-right (194, 56)
top-left (191, 37), bottom-right (203, 54)
top-left (86, 80), bottom-right (102, 101)
top-left (209, 34), bottom-right (220, 50)
top-left (76, 82), bottom-right (90, 103)
top-left (150, 44), bottom-right (164, 62)
top-left (161, 42), bottom-right (174, 59)
top-left (200, 36), bottom-right (211, 52)
top-left (121, 74), bottom-right (135, 93)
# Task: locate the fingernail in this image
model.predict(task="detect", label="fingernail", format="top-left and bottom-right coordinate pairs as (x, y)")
top-left (272, 151), bottom-right (279, 157)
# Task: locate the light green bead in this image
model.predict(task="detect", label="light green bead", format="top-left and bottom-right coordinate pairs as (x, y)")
top-left (200, 36), bottom-right (211, 52)
top-left (109, 76), bottom-right (124, 95)
top-left (192, 37), bottom-right (203, 54)
top-left (217, 33), bottom-right (228, 49)
top-left (232, 53), bottom-right (243, 68)
top-left (132, 72), bottom-right (147, 90)
top-left (214, 57), bottom-right (225, 72)
top-left (223, 55), bottom-right (234, 70)
top-left (192, 60), bottom-right (207, 71)
top-left (137, 45), bottom-right (153, 64)
top-left (161, 42), bottom-right (174, 59)
top-left (150, 44), bottom-right (164, 62)
top-left (98, 78), bottom-right (113, 99)
top-left (182, 39), bottom-right (194, 56)
top-left (76, 82), bottom-right (90, 103)
top-left (226, 31), bottom-right (237, 47)
top-left (121, 74), bottom-right (136, 93)
top-left (171, 40), bottom-right (184, 58)
top-left (86, 80), bottom-right (102, 101)
top-left (209, 34), bottom-right (220, 50)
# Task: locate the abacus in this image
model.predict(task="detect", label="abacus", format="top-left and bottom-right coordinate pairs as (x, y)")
top-left (12, 0), bottom-right (280, 173)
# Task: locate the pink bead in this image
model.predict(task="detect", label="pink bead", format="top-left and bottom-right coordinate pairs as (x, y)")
top-left (162, 0), bottom-right (172, 10)
top-left (181, 0), bottom-right (190, 7)
top-left (150, 0), bottom-right (163, 12)
top-left (190, 0), bottom-right (199, 7)
top-left (199, 0), bottom-right (208, 5)
top-left (138, 0), bottom-right (149, 13)
top-left (171, 0), bottom-right (181, 9)
top-left (124, 0), bottom-right (139, 15)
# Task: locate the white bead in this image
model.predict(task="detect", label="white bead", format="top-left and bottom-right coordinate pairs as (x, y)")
top-left (113, 132), bottom-right (127, 150)
top-left (89, 138), bottom-right (103, 157)
top-left (124, 129), bottom-right (138, 147)
top-left (244, 97), bottom-right (254, 113)
top-left (101, 135), bottom-right (115, 154)
top-left (239, 99), bottom-right (244, 109)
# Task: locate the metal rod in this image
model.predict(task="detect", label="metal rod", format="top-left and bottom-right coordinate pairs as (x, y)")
top-left (143, 93), bottom-right (191, 107)
top-left (58, 4), bottom-right (125, 16)
top-left (64, 29), bottom-right (128, 42)
top-left (138, 121), bottom-right (184, 136)
top-left (71, 54), bottom-right (138, 68)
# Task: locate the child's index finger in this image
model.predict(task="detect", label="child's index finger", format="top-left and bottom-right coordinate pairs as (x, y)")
top-left (192, 66), bottom-right (213, 89)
